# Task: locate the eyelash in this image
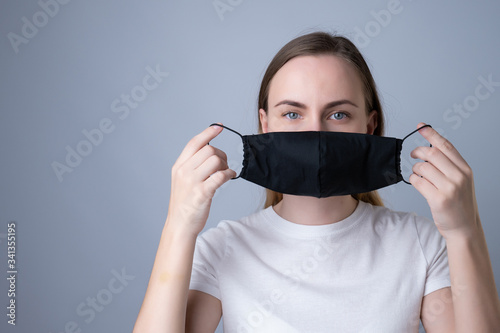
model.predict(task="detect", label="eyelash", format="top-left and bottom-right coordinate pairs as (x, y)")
top-left (281, 111), bottom-right (350, 120)
top-left (282, 111), bottom-right (301, 120)
top-left (330, 112), bottom-right (350, 120)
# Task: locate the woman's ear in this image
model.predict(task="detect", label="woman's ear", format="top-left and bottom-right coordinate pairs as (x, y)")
top-left (259, 108), bottom-right (269, 133)
top-left (366, 110), bottom-right (378, 135)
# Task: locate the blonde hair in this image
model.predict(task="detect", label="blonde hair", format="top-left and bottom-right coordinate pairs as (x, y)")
top-left (258, 32), bottom-right (385, 208)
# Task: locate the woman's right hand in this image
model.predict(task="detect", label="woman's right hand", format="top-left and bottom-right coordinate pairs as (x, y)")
top-left (166, 124), bottom-right (236, 236)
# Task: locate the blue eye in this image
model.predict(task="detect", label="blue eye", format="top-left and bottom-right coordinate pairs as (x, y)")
top-left (284, 112), bottom-right (300, 120)
top-left (331, 112), bottom-right (347, 120)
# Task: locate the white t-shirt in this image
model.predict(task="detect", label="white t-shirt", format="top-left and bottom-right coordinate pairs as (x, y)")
top-left (190, 201), bottom-right (450, 332)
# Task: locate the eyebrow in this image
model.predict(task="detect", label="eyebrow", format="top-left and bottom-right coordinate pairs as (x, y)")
top-left (274, 99), bottom-right (358, 109)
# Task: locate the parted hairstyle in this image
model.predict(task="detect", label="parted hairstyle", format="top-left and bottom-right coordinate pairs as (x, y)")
top-left (258, 31), bottom-right (385, 208)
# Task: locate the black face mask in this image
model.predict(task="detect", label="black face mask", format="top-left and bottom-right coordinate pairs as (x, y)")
top-left (210, 123), bottom-right (430, 198)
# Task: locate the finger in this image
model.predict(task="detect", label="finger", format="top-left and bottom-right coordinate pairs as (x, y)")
top-left (412, 161), bottom-right (447, 190)
top-left (203, 168), bottom-right (237, 196)
top-left (186, 144), bottom-right (229, 172)
top-left (193, 154), bottom-right (230, 182)
top-left (176, 124), bottom-right (223, 166)
top-left (409, 172), bottom-right (438, 200)
top-left (411, 146), bottom-right (463, 181)
top-left (415, 123), bottom-right (469, 170)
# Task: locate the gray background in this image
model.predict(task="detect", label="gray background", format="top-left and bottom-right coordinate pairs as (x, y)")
top-left (1, 0), bottom-right (499, 332)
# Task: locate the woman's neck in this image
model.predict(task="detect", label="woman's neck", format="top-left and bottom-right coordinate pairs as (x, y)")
top-left (273, 194), bottom-right (358, 226)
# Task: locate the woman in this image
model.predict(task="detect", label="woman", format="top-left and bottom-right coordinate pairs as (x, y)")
top-left (134, 32), bottom-right (500, 332)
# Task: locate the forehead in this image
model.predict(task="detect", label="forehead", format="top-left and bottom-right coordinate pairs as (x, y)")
top-left (268, 55), bottom-right (365, 106)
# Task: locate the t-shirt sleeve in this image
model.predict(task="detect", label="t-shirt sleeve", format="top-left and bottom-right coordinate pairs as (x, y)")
top-left (189, 223), bottom-right (228, 300)
top-left (414, 215), bottom-right (451, 296)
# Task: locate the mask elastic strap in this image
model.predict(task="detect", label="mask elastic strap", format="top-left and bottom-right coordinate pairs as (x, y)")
top-left (209, 123), bottom-right (244, 138)
top-left (400, 124), bottom-right (432, 185)
top-left (208, 123), bottom-right (244, 179)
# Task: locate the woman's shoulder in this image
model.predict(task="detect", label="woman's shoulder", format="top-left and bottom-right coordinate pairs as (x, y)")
top-left (363, 201), bottom-right (436, 234)
top-left (365, 201), bottom-right (430, 222)
top-left (363, 202), bottom-right (442, 248)
top-left (198, 208), bottom-right (270, 242)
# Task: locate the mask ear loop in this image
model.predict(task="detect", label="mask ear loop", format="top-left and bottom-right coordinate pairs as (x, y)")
top-left (208, 123), bottom-right (244, 179)
top-left (401, 124), bottom-right (432, 185)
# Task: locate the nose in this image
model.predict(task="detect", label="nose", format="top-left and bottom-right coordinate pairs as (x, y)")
top-left (303, 117), bottom-right (327, 131)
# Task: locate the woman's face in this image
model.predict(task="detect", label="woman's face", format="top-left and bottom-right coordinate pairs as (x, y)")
top-left (260, 55), bottom-right (377, 134)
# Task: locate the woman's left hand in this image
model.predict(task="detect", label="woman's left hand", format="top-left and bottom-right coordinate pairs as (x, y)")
top-left (410, 123), bottom-right (479, 241)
